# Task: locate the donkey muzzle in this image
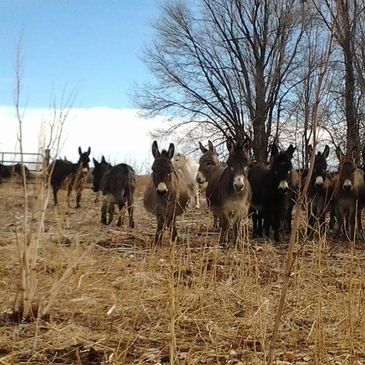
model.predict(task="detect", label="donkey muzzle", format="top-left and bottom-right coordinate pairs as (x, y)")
top-left (233, 176), bottom-right (245, 192)
top-left (343, 179), bottom-right (352, 191)
top-left (156, 182), bottom-right (168, 195)
top-left (196, 171), bottom-right (206, 184)
top-left (278, 180), bottom-right (289, 192)
top-left (315, 176), bottom-right (324, 188)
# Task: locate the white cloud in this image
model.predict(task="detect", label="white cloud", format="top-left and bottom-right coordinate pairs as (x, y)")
top-left (0, 106), bottom-right (169, 173)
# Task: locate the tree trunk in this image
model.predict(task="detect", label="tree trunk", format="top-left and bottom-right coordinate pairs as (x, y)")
top-left (253, 60), bottom-right (268, 163)
top-left (343, 41), bottom-right (359, 153)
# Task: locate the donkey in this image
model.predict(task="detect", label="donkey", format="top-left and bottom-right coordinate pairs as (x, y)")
top-left (143, 141), bottom-right (190, 244)
top-left (92, 156), bottom-right (111, 202)
top-left (172, 153), bottom-right (202, 208)
top-left (0, 163), bottom-right (30, 181)
top-left (101, 164), bottom-right (136, 228)
top-left (48, 146), bottom-right (91, 208)
top-left (196, 140), bottom-right (225, 229)
top-left (248, 144), bottom-right (296, 242)
top-left (304, 145), bottom-right (333, 237)
top-left (206, 138), bottom-right (251, 246)
top-left (333, 147), bottom-right (365, 241)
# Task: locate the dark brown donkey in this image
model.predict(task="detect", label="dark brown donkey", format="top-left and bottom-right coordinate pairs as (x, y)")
top-left (206, 138), bottom-right (251, 246)
top-left (92, 157), bottom-right (136, 227)
top-left (333, 147), bottom-right (365, 241)
top-left (304, 145), bottom-right (333, 237)
top-left (48, 147), bottom-right (91, 208)
top-left (143, 141), bottom-right (190, 244)
top-left (196, 140), bottom-right (225, 229)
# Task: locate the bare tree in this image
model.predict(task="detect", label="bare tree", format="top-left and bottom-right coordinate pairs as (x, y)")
top-left (314, 0), bottom-right (363, 153)
top-left (135, 0), bottom-right (306, 162)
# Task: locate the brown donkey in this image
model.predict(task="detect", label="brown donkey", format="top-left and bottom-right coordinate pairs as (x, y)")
top-left (143, 141), bottom-right (190, 244)
top-left (196, 140), bottom-right (225, 229)
top-left (334, 147), bottom-right (365, 241)
top-left (207, 138), bottom-right (251, 246)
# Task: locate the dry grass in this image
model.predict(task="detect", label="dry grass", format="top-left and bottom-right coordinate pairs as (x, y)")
top-left (0, 177), bottom-right (365, 365)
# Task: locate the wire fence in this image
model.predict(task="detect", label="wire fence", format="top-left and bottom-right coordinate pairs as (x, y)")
top-left (0, 150), bottom-right (50, 172)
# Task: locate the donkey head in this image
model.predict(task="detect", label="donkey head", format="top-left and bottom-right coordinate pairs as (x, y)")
top-left (77, 146), bottom-right (91, 173)
top-left (196, 140), bottom-right (219, 184)
top-left (92, 155), bottom-right (111, 192)
top-left (172, 153), bottom-right (187, 171)
top-left (270, 144), bottom-right (296, 192)
top-left (151, 141), bottom-right (175, 196)
top-left (226, 138), bottom-right (250, 192)
top-left (309, 145), bottom-right (330, 189)
top-left (336, 146), bottom-right (359, 191)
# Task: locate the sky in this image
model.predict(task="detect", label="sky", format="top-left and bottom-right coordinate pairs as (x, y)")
top-left (0, 0), bottom-right (171, 172)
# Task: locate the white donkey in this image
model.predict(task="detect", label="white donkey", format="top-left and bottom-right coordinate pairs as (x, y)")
top-left (172, 153), bottom-right (204, 208)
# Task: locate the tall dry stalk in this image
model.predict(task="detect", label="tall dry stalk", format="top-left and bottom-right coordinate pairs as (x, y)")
top-left (12, 38), bottom-right (78, 320)
top-left (267, 25), bottom-right (335, 365)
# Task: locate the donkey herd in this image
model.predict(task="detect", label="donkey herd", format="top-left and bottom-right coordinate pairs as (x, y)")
top-left (3, 139), bottom-right (365, 246)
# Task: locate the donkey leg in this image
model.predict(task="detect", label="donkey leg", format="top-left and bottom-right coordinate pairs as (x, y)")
top-left (272, 212), bottom-right (281, 243)
top-left (75, 189), bottom-right (82, 209)
top-left (66, 185), bottom-right (73, 208)
top-left (232, 217), bottom-right (241, 245)
top-left (155, 215), bottom-right (164, 244)
top-left (127, 197), bottom-right (135, 228)
top-left (250, 208), bottom-right (258, 238)
top-left (263, 209), bottom-right (271, 238)
top-left (53, 187), bottom-right (59, 206)
top-left (101, 201), bottom-right (108, 225)
top-left (195, 189), bottom-right (200, 209)
top-left (107, 204), bottom-right (115, 225)
top-left (170, 216), bottom-right (178, 242)
top-left (219, 216), bottom-right (229, 245)
top-left (116, 201), bottom-right (125, 227)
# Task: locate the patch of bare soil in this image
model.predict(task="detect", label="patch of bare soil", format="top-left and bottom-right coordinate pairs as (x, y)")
top-left (0, 179), bottom-right (365, 364)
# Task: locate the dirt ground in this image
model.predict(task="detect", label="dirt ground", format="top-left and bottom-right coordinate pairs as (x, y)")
top-left (0, 177), bottom-right (364, 365)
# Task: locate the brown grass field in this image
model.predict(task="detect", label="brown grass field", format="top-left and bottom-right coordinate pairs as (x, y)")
top-left (0, 176), bottom-right (364, 364)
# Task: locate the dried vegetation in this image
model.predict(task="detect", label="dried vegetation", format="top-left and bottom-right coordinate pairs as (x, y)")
top-left (0, 177), bottom-right (364, 365)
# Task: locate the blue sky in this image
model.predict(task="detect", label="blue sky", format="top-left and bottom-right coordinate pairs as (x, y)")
top-left (0, 0), bottom-right (160, 109)
top-left (0, 1), bottom-right (176, 170)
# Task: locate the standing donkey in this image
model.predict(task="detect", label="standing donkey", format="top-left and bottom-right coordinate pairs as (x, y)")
top-left (143, 141), bottom-right (190, 244)
top-left (248, 144), bottom-right (296, 242)
top-left (196, 140), bottom-right (225, 229)
top-left (304, 145), bottom-right (333, 237)
top-left (333, 147), bottom-right (365, 241)
top-left (172, 153), bottom-right (202, 208)
top-left (48, 147), bottom-right (91, 208)
top-left (92, 157), bottom-right (136, 228)
top-left (206, 138), bottom-right (251, 246)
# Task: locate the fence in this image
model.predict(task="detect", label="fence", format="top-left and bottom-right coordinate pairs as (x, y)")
top-left (0, 149), bottom-right (50, 172)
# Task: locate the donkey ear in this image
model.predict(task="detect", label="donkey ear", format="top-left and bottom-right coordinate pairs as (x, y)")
top-left (101, 155), bottom-right (106, 163)
top-left (199, 142), bottom-right (208, 153)
top-left (93, 158), bottom-right (99, 167)
top-left (78, 146), bottom-right (82, 156)
top-left (322, 145), bottom-right (330, 159)
top-left (87, 147), bottom-right (91, 155)
top-left (152, 141), bottom-right (160, 158)
top-left (226, 138), bottom-right (234, 153)
top-left (167, 143), bottom-right (175, 159)
top-left (208, 140), bottom-right (214, 152)
top-left (335, 146), bottom-right (344, 162)
top-left (271, 144), bottom-right (279, 158)
top-left (242, 138), bottom-right (251, 152)
top-left (351, 146), bottom-right (359, 163)
top-left (286, 144), bottom-right (296, 158)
